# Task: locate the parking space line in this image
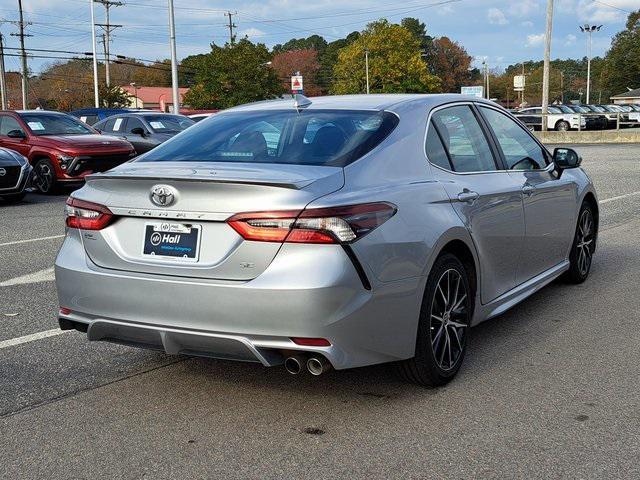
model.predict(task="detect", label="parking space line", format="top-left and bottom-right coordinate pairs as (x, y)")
top-left (0, 235), bottom-right (64, 247)
top-left (0, 268), bottom-right (55, 287)
top-left (0, 329), bottom-right (68, 350)
top-left (600, 191), bottom-right (640, 204)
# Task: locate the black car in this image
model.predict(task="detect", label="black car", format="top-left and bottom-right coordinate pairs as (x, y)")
top-left (93, 113), bottom-right (195, 155)
top-left (564, 105), bottom-right (608, 130)
top-left (0, 147), bottom-right (32, 203)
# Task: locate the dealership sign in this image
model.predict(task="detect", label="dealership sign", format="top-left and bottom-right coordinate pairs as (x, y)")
top-left (460, 86), bottom-right (484, 98)
top-left (514, 75), bottom-right (525, 92)
top-left (291, 75), bottom-right (304, 93)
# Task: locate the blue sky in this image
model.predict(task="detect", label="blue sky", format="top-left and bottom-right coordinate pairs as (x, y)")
top-left (0, 0), bottom-right (636, 75)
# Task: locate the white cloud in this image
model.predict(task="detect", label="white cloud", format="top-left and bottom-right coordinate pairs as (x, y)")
top-left (521, 20), bottom-right (534, 28)
top-left (575, 0), bottom-right (636, 23)
top-left (488, 8), bottom-right (508, 25)
top-left (525, 33), bottom-right (545, 47)
top-left (437, 5), bottom-right (455, 15)
top-left (240, 28), bottom-right (266, 39)
top-left (509, 0), bottom-right (541, 17)
top-left (565, 34), bottom-right (577, 46)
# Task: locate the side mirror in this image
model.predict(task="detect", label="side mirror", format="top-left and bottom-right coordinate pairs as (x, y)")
top-left (7, 129), bottom-right (26, 139)
top-left (553, 147), bottom-right (582, 171)
top-left (130, 127), bottom-right (146, 136)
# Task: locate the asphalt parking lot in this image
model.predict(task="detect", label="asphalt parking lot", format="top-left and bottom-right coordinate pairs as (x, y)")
top-left (1, 144), bottom-right (639, 479)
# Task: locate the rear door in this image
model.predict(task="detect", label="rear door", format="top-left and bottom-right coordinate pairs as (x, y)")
top-left (426, 103), bottom-right (525, 303)
top-left (478, 105), bottom-right (576, 282)
top-left (120, 117), bottom-right (157, 154)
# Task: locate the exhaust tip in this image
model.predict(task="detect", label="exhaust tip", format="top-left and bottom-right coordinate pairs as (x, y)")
top-left (284, 355), bottom-right (305, 375)
top-left (307, 356), bottom-right (331, 376)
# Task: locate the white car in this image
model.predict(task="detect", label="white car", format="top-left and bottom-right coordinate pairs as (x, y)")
top-left (517, 106), bottom-right (586, 131)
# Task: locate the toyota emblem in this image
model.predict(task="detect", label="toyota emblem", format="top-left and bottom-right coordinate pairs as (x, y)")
top-left (150, 185), bottom-right (176, 207)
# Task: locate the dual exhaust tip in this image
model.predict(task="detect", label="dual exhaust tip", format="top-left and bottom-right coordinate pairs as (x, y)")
top-left (284, 354), bottom-right (331, 376)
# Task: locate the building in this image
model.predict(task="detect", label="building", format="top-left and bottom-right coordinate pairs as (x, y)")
top-left (611, 88), bottom-right (640, 105)
top-left (120, 85), bottom-right (189, 112)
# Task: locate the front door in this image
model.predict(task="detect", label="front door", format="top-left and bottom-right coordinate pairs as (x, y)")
top-left (426, 104), bottom-right (525, 303)
top-left (0, 115), bottom-right (30, 157)
top-left (478, 105), bottom-right (576, 283)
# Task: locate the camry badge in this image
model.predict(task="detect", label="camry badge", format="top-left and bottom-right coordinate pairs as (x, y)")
top-left (0, 168), bottom-right (6, 177)
top-left (150, 185), bottom-right (176, 207)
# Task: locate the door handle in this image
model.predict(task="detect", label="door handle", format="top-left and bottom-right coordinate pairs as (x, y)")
top-left (522, 184), bottom-right (536, 196)
top-left (457, 190), bottom-right (479, 203)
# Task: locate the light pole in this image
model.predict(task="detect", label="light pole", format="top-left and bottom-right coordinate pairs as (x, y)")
top-left (130, 82), bottom-right (138, 108)
top-left (364, 48), bottom-right (370, 94)
top-left (90, 0), bottom-right (100, 107)
top-left (579, 24), bottom-right (602, 104)
top-left (541, 0), bottom-right (553, 131)
top-left (167, 0), bottom-right (179, 113)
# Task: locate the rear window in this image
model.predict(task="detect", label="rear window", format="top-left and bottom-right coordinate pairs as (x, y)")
top-left (139, 109), bottom-right (399, 167)
top-left (143, 115), bottom-right (194, 133)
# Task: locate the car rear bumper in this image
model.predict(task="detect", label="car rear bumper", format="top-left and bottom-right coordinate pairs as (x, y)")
top-left (55, 229), bottom-right (422, 370)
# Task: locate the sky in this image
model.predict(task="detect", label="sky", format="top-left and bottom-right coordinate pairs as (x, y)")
top-left (0, 0), bottom-right (636, 76)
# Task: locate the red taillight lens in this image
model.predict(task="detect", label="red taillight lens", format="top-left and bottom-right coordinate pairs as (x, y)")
top-left (65, 197), bottom-right (114, 230)
top-left (227, 202), bottom-right (396, 244)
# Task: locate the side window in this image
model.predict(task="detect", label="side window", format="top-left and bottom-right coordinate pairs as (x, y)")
top-left (431, 105), bottom-right (497, 172)
top-left (425, 123), bottom-right (451, 170)
top-left (126, 117), bottom-right (146, 133)
top-left (480, 106), bottom-right (548, 170)
top-left (0, 116), bottom-right (24, 136)
top-left (101, 117), bottom-right (117, 132)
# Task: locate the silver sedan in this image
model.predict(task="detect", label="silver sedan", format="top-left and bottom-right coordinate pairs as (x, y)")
top-left (55, 94), bottom-right (598, 386)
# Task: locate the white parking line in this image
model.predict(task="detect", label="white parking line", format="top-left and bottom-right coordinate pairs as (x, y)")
top-left (0, 234), bottom-right (64, 247)
top-left (600, 191), bottom-right (640, 204)
top-left (0, 329), bottom-right (68, 350)
top-left (0, 267), bottom-right (55, 287)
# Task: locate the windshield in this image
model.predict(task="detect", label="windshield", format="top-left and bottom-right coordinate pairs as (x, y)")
top-left (139, 109), bottom-right (399, 167)
top-left (590, 106), bottom-right (606, 112)
top-left (556, 105), bottom-right (573, 113)
top-left (548, 107), bottom-right (562, 113)
top-left (143, 115), bottom-right (194, 133)
top-left (571, 106), bottom-right (589, 113)
top-left (19, 113), bottom-right (94, 136)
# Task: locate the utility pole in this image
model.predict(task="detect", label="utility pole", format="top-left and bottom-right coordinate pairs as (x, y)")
top-left (11, 0), bottom-right (32, 109)
top-left (364, 49), bottom-right (370, 94)
top-left (0, 32), bottom-right (7, 109)
top-left (90, 0), bottom-right (100, 107)
top-left (224, 11), bottom-right (237, 44)
top-left (579, 24), bottom-right (602, 104)
top-left (168, 0), bottom-right (179, 113)
top-left (521, 63), bottom-right (525, 105)
top-left (541, 0), bottom-right (554, 131)
top-left (95, 0), bottom-right (123, 88)
top-left (560, 71), bottom-right (564, 104)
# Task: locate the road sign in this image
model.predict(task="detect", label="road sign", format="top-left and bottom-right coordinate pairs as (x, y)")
top-left (514, 75), bottom-right (525, 92)
top-left (460, 86), bottom-right (484, 98)
top-left (291, 75), bottom-right (303, 93)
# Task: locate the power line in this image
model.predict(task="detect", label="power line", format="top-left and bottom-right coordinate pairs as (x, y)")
top-left (95, 0), bottom-right (123, 87)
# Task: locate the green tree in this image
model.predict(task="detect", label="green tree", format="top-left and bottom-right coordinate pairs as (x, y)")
top-left (331, 20), bottom-right (439, 94)
top-left (184, 39), bottom-right (283, 109)
top-left (603, 10), bottom-right (640, 97)
top-left (273, 35), bottom-right (328, 55)
top-left (317, 32), bottom-right (360, 93)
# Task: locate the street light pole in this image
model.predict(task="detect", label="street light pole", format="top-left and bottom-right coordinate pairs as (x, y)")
top-left (364, 49), bottom-right (370, 94)
top-left (90, 0), bottom-right (100, 107)
top-left (167, 0), bottom-right (180, 113)
top-left (579, 24), bottom-right (602, 104)
top-left (541, 0), bottom-right (554, 131)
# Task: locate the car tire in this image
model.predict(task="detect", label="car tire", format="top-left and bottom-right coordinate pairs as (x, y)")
top-left (555, 120), bottom-right (570, 131)
top-left (33, 158), bottom-right (58, 195)
top-left (1, 192), bottom-right (26, 204)
top-left (564, 203), bottom-right (596, 284)
top-left (399, 253), bottom-right (472, 387)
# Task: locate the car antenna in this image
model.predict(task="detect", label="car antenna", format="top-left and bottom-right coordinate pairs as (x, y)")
top-left (293, 93), bottom-right (312, 111)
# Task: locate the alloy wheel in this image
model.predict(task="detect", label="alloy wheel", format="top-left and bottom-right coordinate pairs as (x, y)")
top-left (429, 268), bottom-right (469, 371)
top-left (576, 209), bottom-right (594, 276)
top-left (35, 162), bottom-right (53, 193)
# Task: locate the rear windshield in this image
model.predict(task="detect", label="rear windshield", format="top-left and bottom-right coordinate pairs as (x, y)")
top-left (143, 115), bottom-right (194, 133)
top-left (139, 109), bottom-right (399, 167)
top-left (19, 113), bottom-right (94, 136)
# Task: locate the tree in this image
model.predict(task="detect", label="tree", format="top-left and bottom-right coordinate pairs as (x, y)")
top-left (273, 35), bottom-right (328, 55)
top-left (424, 37), bottom-right (473, 93)
top-left (184, 39), bottom-right (283, 109)
top-left (317, 32), bottom-right (360, 93)
top-left (331, 20), bottom-right (440, 94)
top-left (271, 49), bottom-right (322, 96)
top-left (401, 17), bottom-right (434, 55)
top-left (603, 10), bottom-right (640, 97)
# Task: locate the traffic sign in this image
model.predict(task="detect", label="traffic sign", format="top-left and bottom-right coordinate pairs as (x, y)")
top-left (514, 75), bottom-right (525, 92)
top-left (291, 75), bottom-right (304, 92)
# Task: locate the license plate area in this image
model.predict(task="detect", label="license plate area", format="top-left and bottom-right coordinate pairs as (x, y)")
top-left (142, 222), bottom-right (201, 262)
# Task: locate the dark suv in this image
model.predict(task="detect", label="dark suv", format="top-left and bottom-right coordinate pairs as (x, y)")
top-left (0, 110), bottom-right (135, 193)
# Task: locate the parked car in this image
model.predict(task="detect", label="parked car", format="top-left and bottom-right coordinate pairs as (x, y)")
top-left (93, 112), bottom-right (195, 155)
top-left (0, 110), bottom-right (135, 194)
top-left (582, 105), bottom-right (617, 128)
top-left (56, 94), bottom-right (598, 386)
top-left (70, 108), bottom-right (149, 126)
top-left (514, 106), bottom-right (585, 131)
top-left (604, 104), bottom-right (637, 126)
top-left (562, 105), bottom-right (607, 130)
top-left (0, 147), bottom-right (32, 203)
top-left (188, 113), bottom-right (216, 123)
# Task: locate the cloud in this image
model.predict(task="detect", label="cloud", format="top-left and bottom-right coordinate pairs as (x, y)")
top-left (521, 20), bottom-right (534, 28)
top-left (488, 8), bottom-right (508, 25)
top-left (525, 33), bottom-right (545, 47)
top-left (575, 0), bottom-right (636, 23)
top-left (509, 0), bottom-right (540, 17)
top-left (437, 5), bottom-right (455, 15)
top-left (240, 28), bottom-right (266, 39)
top-left (564, 34), bottom-right (577, 46)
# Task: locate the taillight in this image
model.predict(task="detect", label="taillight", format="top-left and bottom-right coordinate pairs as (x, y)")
top-left (227, 202), bottom-right (396, 244)
top-left (65, 197), bottom-right (114, 230)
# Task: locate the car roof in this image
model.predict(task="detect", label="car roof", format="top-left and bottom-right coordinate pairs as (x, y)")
top-left (224, 94), bottom-right (496, 113)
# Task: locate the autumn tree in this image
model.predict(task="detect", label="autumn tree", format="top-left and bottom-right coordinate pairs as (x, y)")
top-left (423, 37), bottom-right (473, 93)
top-left (271, 49), bottom-right (322, 96)
top-left (184, 39), bottom-right (283, 109)
top-left (331, 20), bottom-right (439, 94)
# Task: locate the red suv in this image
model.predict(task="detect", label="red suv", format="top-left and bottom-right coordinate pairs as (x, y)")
top-left (0, 110), bottom-right (135, 193)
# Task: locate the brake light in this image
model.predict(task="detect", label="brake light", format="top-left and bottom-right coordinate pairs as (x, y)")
top-left (227, 202), bottom-right (396, 244)
top-left (65, 197), bottom-right (114, 230)
top-left (291, 337), bottom-right (331, 347)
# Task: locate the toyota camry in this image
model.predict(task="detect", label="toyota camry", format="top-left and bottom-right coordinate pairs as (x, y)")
top-left (55, 94), bottom-right (598, 386)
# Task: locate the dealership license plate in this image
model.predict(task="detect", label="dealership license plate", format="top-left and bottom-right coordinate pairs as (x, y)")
top-left (142, 222), bottom-right (201, 261)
